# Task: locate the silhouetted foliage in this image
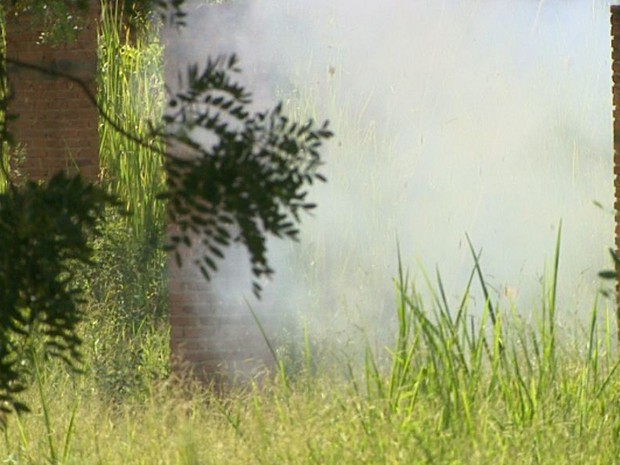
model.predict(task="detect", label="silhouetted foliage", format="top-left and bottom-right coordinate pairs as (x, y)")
top-left (161, 55), bottom-right (332, 296)
top-left (598, 249), bottom-right (619, 299)
top-left (0, 173), bottom-right (114, 423)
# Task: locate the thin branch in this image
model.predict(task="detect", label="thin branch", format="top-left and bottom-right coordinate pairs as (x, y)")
top-left (4, 55), bottom-right (169, 159)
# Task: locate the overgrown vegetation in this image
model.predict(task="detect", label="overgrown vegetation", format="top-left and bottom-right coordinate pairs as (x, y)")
top-left (1, 0), bottom-right (332, 406)
top-left (2, 241), bottom-right (620, 463)
top-left (1, 1), bottom-right (619, 463)
top-left (0, 2), bottom-right (119, 420)
top-left (0, 174), bottom-right (113, 423)
top-left (76, 208), bottom-right (169, 401)
top-left (98, 1), bottom-right (167, 244)
top-left (87, 0), bottom-right (170, 401)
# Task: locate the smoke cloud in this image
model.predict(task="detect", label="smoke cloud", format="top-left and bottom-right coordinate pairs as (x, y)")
top-left (165, 0), bottom-right (616, 356)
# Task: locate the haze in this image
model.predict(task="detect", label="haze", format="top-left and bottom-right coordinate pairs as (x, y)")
top-left (165, 0), bottom-right (615, 353)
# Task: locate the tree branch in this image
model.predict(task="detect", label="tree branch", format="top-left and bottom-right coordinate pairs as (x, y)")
top-left (4, 55), bottom-right (169, 159)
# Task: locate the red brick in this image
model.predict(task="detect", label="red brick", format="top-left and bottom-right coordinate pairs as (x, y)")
top-left (6, 3), bottom-right (100, 182)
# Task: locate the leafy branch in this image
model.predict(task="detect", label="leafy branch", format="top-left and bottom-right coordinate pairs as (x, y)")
top-left (0, 173), bottom-right (115, 423)
top-left (161, 54), bottom-right (333, 296)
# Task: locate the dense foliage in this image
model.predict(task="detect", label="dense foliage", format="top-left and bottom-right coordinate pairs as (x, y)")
top-left (0, 174), bottom-right (114, 421)
top-left (4, 0), bottom-right (186, 43)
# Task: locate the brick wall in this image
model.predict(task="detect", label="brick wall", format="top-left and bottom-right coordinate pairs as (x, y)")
top-left (167, 237), bottom-right (273, 383)
top-left (4, 3), bottom-right (99, 180)
top-left (164, 3), bottom-right (274, 383)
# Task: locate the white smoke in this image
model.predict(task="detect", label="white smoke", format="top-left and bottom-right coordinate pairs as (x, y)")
top-left (165, 0), bottom-right (616, 358)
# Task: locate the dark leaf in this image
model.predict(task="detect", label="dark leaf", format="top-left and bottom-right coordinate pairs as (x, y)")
top-left (598, 270), bottom-right (617, 280)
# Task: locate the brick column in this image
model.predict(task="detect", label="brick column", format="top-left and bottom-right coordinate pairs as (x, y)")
top-left (4, 3), bottom-right (99, 180)
top-left (612, 5), bottom-right (620, 339)
top-left (167, 233), bottom-right (273, 384)
top-left (164, 3), bottom-right (273, 384)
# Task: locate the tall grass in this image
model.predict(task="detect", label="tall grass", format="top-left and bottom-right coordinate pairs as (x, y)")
top-left (365, 228), bottom-right (619, 435)
top-left (97, 0), bottom-right (166, 244)
top-left (77, 209), bottom-right (170, 401)
top-left (2, 236), bottom-right (620, 463)
top-left (87, 1), bottom-right (170, 402)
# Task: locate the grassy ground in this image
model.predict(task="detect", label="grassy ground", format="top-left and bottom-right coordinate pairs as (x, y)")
top-left (2, 224), bottom-right (620, 464)
top-left (2, 259), bottom-right (620, 464)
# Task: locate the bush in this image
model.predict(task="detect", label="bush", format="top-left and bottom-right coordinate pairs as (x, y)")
top-left (77, 209), bottom-right (170, 400)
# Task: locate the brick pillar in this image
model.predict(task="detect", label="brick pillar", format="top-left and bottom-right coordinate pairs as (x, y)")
top-left (167, 233), bottom-right (273, 384)
top-left (168, 241), bottom-right (222, 377)
top-left (612, 5), bottom-right (620, 340)
top-left (164, 4), bottom-right (273, 384)
top-left (4, 3), bottom-right (99, 180)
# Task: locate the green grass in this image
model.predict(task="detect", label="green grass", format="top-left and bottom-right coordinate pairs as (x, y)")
top-left (97, 0), bottom-right (166, 244)
top-left (2, 234), bottom-right (620, 463)
top-left (86, 1), bottom-right (170, 405)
